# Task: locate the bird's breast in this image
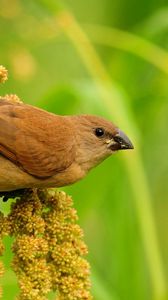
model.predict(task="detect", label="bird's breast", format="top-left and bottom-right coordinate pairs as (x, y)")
top-left (0, 155), bottom-right (86, 191)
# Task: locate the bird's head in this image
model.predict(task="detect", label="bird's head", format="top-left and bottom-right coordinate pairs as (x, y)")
top-left (71, 115), bottom-right (134, 172)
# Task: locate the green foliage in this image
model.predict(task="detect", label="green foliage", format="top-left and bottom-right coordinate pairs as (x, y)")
top-left (0, 0), bottom-right (168, 299)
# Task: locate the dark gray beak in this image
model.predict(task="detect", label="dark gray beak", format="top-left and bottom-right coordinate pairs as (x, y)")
top-left (110, 129), bottom-right (134, 150)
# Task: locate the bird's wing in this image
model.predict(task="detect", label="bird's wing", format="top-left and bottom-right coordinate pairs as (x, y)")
top-left (0, 99), bottom-right (75, 178)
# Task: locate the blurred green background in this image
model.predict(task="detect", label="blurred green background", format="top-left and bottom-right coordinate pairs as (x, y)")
top-left (0, 0), bottom-right (168, 299)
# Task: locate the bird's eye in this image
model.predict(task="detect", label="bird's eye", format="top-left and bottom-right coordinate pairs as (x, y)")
top-left (95, 128), bottom-right (105, 137)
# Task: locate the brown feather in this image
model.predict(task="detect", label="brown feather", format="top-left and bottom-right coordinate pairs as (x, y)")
top-left (0, 100), bottom-right (76, 178)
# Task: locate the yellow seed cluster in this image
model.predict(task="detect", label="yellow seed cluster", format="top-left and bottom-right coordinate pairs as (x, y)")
top-left (12, 235), bottom-right (49, 261)
top-left (0, 189), bottom-right (92, 299)
top-left (38, 189), bottom-right (92, 300)
top-left (0, 65), bottom-right (22, 103)
top-left (0, 65), bottom-right (8, 83)
top-left (0, 94), bottom-right (22, 103)
top-left (13, 258), bottom-right (52, 300)
top-left (8, 191), bottom-right (45, 236)
top-left (9, 190), bottom-right (52, 300)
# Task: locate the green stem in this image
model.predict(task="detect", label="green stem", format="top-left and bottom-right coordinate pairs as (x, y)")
top-left (84, 24), bottom-right (168, 75)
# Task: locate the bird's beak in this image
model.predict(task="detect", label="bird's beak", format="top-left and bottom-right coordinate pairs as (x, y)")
top-left (109, 129), bottom-right (134, 151)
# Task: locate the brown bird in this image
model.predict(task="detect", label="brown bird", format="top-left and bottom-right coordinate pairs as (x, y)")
top-left (0, 98), bottom-right (133, 193)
